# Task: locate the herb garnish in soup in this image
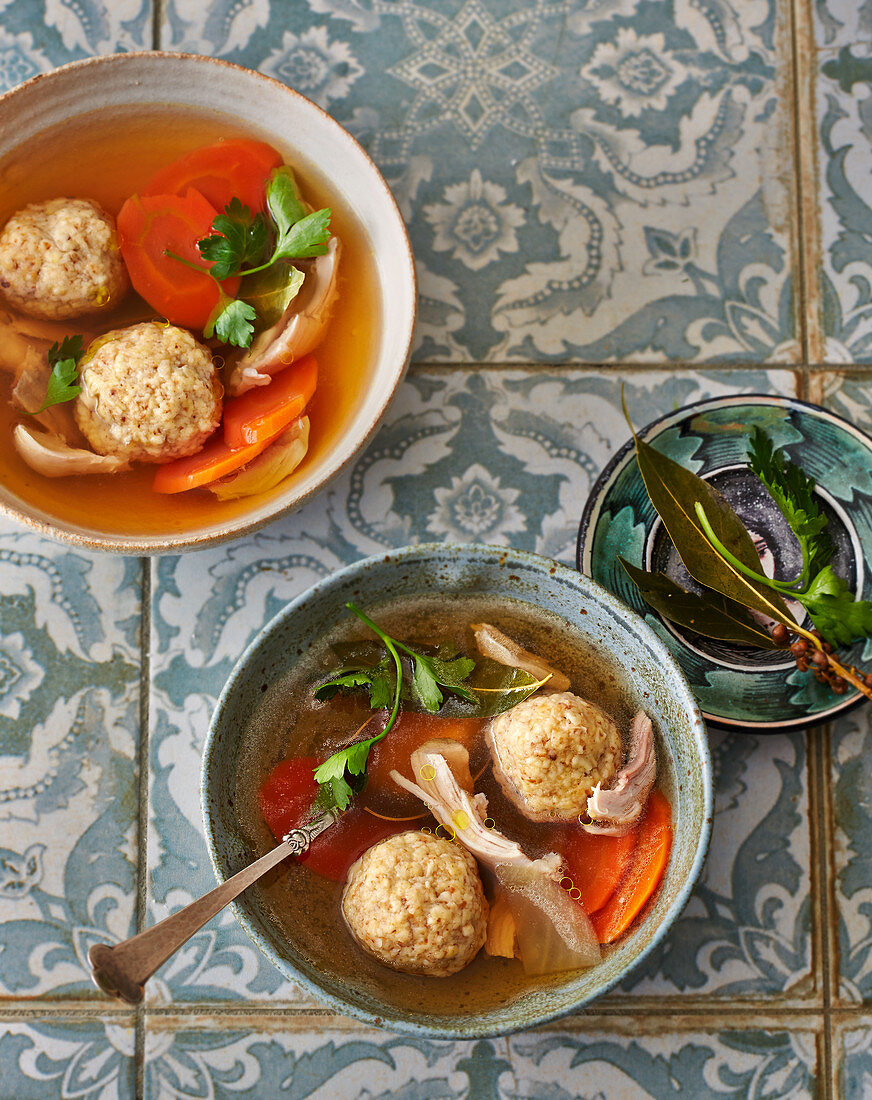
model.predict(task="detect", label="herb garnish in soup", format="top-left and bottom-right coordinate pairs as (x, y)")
top-left (258, 603), bottom-right (673, 981)
top-left (0, 108), bottom-right (375, 535)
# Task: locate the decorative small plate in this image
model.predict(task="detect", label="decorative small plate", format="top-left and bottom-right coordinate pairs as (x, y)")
top-left (577, 395), bottom-right (872, 733)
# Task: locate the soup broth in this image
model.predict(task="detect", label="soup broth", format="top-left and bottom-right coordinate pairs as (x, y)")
top-left (0, 104), bottom-right (378, 535)
top-left (234, 595), bottom-right (673, 1019)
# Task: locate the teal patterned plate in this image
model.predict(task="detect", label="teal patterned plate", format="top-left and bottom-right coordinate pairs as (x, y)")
top-left (578, 395), bottom-right (872, 732)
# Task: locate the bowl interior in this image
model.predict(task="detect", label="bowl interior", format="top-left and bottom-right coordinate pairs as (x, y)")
top-left (203, 544), bottom-right (712, 1037)
top-left (0, 54), bottom-right (415, 553)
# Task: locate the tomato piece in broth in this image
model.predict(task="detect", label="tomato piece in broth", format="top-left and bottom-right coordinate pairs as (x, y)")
top-left (363, 711), bottom-right (483, 815)
top-left (258, 756), bottom-right (404, 882)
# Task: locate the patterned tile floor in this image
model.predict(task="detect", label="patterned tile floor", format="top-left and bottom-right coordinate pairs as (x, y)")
top-left (0, 0), bottom-right (871, 1096)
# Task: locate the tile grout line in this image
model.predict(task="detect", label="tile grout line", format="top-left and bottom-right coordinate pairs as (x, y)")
top-left (789, 0), bottom-right (826, 365)
top-left (815, 720), bottom-right (839, 1099)
top-left (785, 0), bottom-right (811, 365)
top-left (4, 998), bottom-right (854, 1021)
top-left (133, 555), bottom-right (152, 1100)
top-left (406, 359), bottom-right (805, 375)
top-left (151, 0), bottom-right (162, 52)
top-left (136, 18), bottom-right (161, 1097)
top-left (808, 720), bottom-right (835, 1100)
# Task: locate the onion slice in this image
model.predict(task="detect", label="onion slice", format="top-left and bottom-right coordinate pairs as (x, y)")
top-left (13, 423), bottom-right (129, 477)
top-left (496, 862), bottom-right (600, 973)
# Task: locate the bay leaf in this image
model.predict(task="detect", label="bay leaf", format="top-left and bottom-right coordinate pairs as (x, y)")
top-left (620, 559), bottom-right (781, 649)
top-left (436, 658), bottom-right (541, 718)
top-left (633, 434), bottom-right (796, 627)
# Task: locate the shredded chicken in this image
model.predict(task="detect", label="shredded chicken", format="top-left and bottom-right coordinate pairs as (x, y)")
top-left (1, 312), bottom-right (91, 443)
top-left (471, 622), bottom-right (571, 693)
top-left (14, 423), bottom-right (130, 477)
top-left (583, 711), bottom-right (657, 836)
top-left (226, 238), bottom-right (341, 396)
top-left (390, 741), bottom-right (561, 877)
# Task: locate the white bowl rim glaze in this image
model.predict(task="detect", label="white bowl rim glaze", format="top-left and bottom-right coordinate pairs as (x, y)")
top-left (0, 52), bottom-right (417, 554)
top-left (202, 542), bottom-right (713, 1038)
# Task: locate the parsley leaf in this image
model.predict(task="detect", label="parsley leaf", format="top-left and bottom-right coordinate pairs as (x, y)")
top-left (411, 654), bottom-right (477, 712)
top-left (315, 660), bottom-right (397, 712)
top-left (166, 165), bottom-right (332, 350)
top-left (801, 566), bottom-right (872, 647)
top-left (205, 296), bottom-right (258, 347)
top-left (198, 198), bottom-right (269, 280)
top-left (310, 603), bottom-right (478, 813)
top-left (411, 656), bottom-right (442, 712)
top-left (195, 167), bottom-right (331, 280)
top-left (266, 166), bottom-right (309, 238)
top-left (748, 426), bottom-right (833, 579)
top-left (37, 335), bottom-right (85, 412)
top-left (272, 207), bottom-right (331, 261)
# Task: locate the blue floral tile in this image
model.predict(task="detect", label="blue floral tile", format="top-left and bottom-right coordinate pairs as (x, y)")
top-left (163, 0), bottom-right (799, 364)
top-left (145, 367), bottom-right (802, 1004)
top-left (0, 524), bottom-right (141, 999)
top-left (510, 1025), bottom-right (819, 1099)
top-left (813, 45), bottom-right (872, 363)
top-left (836, 1018), bottom-right (872, 1099)
top-left (814, 1), bottom-right (872, 50)
top-left (616, 728), bottom-right (811, 1000)
top-left (0, 0), bottom-right (152, 88)
top-left (829, 707), bottom-right (872, 1004)
top-left (144, 1017), bottom-right (512, 1099)
top-left (0, 1015), bottom-right (136, 1099)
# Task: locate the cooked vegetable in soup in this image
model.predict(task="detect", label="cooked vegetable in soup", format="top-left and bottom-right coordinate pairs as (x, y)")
top-left (252, 599), bottom-right (673, 993)
top-left (0, 106), bottom-right (376, 535)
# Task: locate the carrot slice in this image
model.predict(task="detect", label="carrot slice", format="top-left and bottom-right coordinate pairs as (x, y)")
top-left (222, 355), bottom-right (318, 449)
top-left (152, 427), bottom-right (281, 494)
top-left (117, 188), bottom-right (240, 329)
top-left (559, 823), bottom-right (640, 915)
top-left (590, 789), bottom-right (673, 945)
top-left (143, 139), bottom-right (283, 214)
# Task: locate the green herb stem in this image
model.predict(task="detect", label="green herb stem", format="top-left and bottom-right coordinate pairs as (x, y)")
top-left (163, 249), bottom-right (212, 276)
top-left (345, 602), bottom-right (403, 740)
top-left (693, 503), bottom-right (796, 594)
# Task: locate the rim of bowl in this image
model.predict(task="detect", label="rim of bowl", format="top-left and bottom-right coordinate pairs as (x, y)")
top-left (576, 392), bottom-right (870, 733)
top-left (0, 52), bottom-right (417, 555)
top-left (201, 542), bottom-right (713, 1038)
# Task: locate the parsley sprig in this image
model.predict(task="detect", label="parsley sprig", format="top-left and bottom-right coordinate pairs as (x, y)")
top-left (747, 426), bottom-right (833, 583)
top-left (165, 166), bottom-right (331, 349)
top-left (35, 335), bottom-right (85, 412)
top-left (311, 603), bottom-right (476, 812)
top-left (694, 428), bottom-right (872, 649)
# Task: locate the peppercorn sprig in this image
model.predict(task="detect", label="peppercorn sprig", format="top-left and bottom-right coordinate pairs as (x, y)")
top-left (771, 622), bottom-right (872, 700)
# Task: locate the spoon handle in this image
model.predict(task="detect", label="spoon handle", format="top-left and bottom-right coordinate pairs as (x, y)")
top-left (88, 812), bottom-right (337, 1004)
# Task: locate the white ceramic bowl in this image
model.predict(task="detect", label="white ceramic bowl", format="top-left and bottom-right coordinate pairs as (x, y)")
top-left (0, 53), bottom-right (416, 553)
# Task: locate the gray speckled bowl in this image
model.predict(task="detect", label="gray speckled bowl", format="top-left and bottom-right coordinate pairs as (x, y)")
top-left (202, 543), bottom-right (712, 1037)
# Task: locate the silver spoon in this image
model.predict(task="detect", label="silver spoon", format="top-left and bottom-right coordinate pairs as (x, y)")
top-left (87, 811), bottom-right (338, 1004)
